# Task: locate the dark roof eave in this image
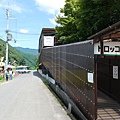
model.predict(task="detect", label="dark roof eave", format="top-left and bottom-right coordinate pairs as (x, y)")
top-left (39, 28), bottom-right (55, 39)
top-left (44, 32), bottom-right (56, 36)
top-left (88, 21), bottom-right (120, 39)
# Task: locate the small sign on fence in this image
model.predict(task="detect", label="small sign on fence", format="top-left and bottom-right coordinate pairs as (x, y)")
top-left (88, 72), bottom-right (94, 83)
top-left (113, 66), bottom-right (118, 79)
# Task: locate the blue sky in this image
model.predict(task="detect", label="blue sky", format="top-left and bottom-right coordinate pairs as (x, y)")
top-left (0, 0), bottom-right (65, 49)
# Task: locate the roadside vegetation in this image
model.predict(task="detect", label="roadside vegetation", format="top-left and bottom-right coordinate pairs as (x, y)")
top-left (0, 76), bottom-right (4, 83)
top-left (55, 0), bottom-right (120, 44)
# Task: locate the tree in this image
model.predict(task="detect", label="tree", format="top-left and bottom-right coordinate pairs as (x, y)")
top-left (55, 0), bottom-right (120, 43)
top-left (19, 58), bottom-right (26, 65)
top-left (55, 0), bottom-right (80, 44)
top-left (77, 0), bottom-right (120, 40)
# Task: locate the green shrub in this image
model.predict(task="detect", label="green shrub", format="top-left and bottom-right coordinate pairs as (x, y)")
top-left (0, 76), bottom-right (4, 82)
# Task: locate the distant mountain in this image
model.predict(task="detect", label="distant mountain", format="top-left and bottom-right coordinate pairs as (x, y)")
top-left (0, 39), bottom-right (38, 69)
top-left (14, 47), bottom-right (38, 55)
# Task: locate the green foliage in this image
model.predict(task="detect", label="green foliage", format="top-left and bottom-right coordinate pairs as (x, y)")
top-left (55, 0), bottom-right (79, 44)
top-left (55, 0), bottom-right (120, 43)
top-left (0, 76), bottom-right (4, 82)
top-left (77, 0), bottom-right (120, 39)
top-left (0, 39), bottom-right (37, 69)
top-left (17, 50), bottom-right (38, 69)
top-left (0, 39), bottom-right (6, 58)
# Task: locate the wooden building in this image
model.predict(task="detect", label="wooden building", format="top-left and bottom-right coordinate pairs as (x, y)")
top-left (38, 28), bottom-right (58, 54)
top-left (88, 21), bottom-right (120, 105)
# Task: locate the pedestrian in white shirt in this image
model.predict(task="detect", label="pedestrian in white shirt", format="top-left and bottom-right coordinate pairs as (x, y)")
top-left (9, 68), bottom-right (13, 80)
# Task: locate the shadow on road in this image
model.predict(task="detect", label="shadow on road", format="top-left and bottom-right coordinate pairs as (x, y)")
top-left (33, 71), bottom-right (45, 81)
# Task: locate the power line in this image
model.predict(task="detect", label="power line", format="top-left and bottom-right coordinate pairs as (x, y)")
top-left (10, 30), bottom-right (39, 35)
top-left (14, 39), bottom-right (38, 41)
top-left (0, 36), bottom-right (5, 40)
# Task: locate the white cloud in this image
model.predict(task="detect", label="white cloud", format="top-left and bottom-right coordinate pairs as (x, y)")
top-left (35, 0), bottom-right (65, 15)
top-left (49, 12), bottom-right (65, 26)
top-left (9, 4), bottom-right (22, 13)
top-left (35, 0), bottom-right (66, 25)
top-left (20, 29), bottom-right (29, 34)
top-left (0, 0), bottom-right (23, 13)
top-left (49, 18), bottom-right (57, 25)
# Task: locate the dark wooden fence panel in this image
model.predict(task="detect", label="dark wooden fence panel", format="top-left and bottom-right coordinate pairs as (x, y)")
top-left (40, 41), bottom-right (97, 120)
top-left (97, 58), bottom-right (120, 103)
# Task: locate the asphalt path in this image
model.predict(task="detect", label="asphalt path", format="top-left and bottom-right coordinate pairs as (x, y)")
top-left (0, 71), bottom-right (71, 120)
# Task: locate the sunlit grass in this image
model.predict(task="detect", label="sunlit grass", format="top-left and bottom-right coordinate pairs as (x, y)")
top-left (0, 76), bottom-right (5, 83)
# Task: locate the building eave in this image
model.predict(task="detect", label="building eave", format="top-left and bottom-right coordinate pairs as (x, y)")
top-left (88, 21), bottom-right (120, 39)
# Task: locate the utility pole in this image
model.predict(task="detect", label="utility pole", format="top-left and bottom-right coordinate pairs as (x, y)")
top-left (6, 9), bottom-right (9, 69)
top-left (5, 9), bottom-right (12, 69)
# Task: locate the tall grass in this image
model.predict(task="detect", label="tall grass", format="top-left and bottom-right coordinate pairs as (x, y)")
top-left (0, 76), bottom-right (4, 83)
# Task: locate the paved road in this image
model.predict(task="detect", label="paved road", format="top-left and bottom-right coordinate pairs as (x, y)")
top-left (0, 71), bottom-right (71, 120)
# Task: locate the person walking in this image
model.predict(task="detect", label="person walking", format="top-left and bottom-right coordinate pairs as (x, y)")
top-left (5, 69), bottom-right (9, 81)
top-left (9, 68), bottom-right (13, 80)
